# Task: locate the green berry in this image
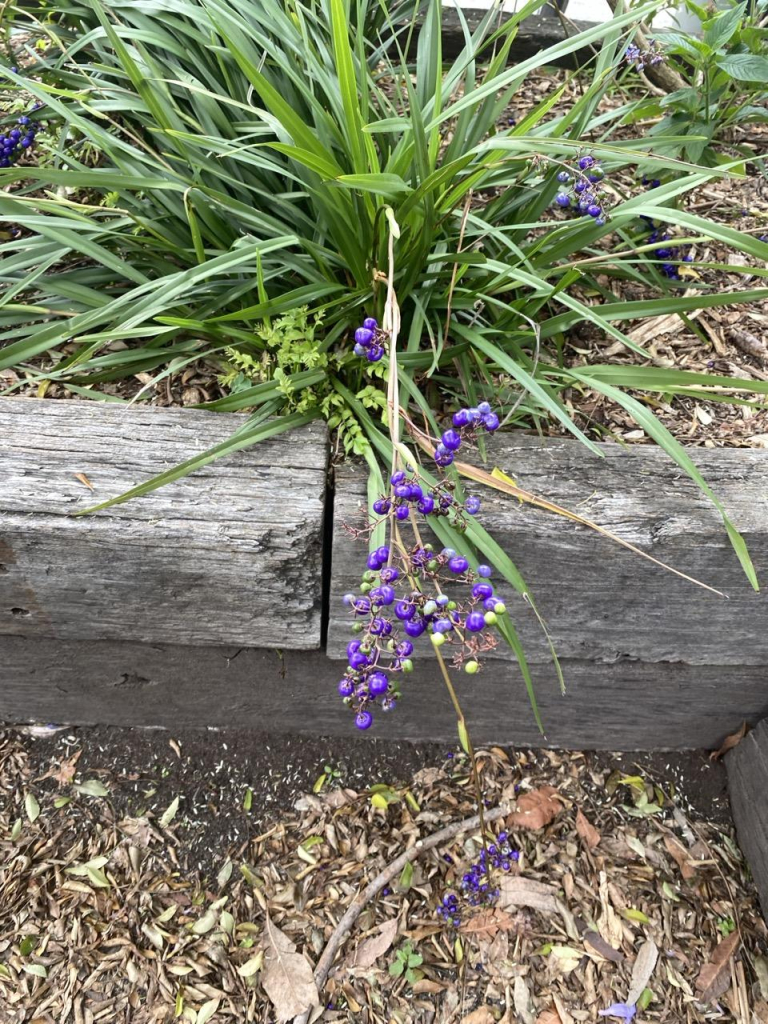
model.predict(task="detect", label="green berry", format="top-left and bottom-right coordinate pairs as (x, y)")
top-left (484, 611), bottom-right (498, 626)
top-left (424, 600), bottom-right (437, 615)
top-left (352, 623), bottom-right (363, 633)
top-left (401, 659), bottom-right (414, 673)
top-left (431, 632), bottom-right (446, 647)
top-left (494, 602), bottom-right (506, 614)
top-left (427, 560), bottom-right (438, 570)
top-left (360, 582), bottom-right (372, 594)
top-left (363, 570), bottom-right (376, 582)
top-left (465, 661), bottom-right (479, 675)
top-left (447, 601), bottom-right (458, 611)
top-left (386, 639), bottom-right (396, 652)
top-left (424, 544), bottom-right (434, 551)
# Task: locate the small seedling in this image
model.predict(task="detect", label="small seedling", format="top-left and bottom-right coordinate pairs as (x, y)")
top-left (388, 942), bottom-right (424, 985)
top-left (313, 763), bottom-right (342, 793)
top-left (716, 915), bottom-right (736, 936)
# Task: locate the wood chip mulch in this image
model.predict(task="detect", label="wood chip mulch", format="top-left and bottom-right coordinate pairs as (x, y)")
top-left (1, 729), bottom-right (766, 1023)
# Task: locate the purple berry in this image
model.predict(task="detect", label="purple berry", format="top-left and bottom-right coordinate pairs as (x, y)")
top-left (433, 618), bottom-right (453, 633)
top-left (368, 672), bottom-right (388, 696)
top-left (372, 498), bottom-right (390, 515)
top-left (404, 618), bottom-right (426, 638)
top-left (556, 171), bottom-right (570, 183)
top-left (452, 409), bottom-right (470, 428)
top-left (466, 611), bottom-right (487, 632)
top-left (555, 192), bottom-right (570, 208)
top-left (578, 155), bottom-right (594, 169)
top-left (483, 413), bottom-right (500, 431)
top-left (355, 327), bottom-right (374, 346)
top-left (417, 495), bottom-right (435, 515)
top-left (477, 564), bottom-right (492, 577)
top-left (338, 679), bottom-right (354, 697)
top-left (367, 552), bottom-right (383, 570)
top-left (587, 204), bottom-right (602, 217)
top-left (395, 601), bottom-right (415, 621)
top-left (465, 496), bottom-right (481, 515)
top-left (473, 582), bottom-right (494, 599)
top-left (395, 505), bottom-right (409, 520)
top-left (379, 566), bottom-right (399, 583)
top-left (362, 317), bottom-right (378, 330)
top-left (376, 546), bottom-right (390, 562)
top-left (448, 556), bottom-right (469, 574)
top-left (574, 181), bottom-right (586, 194)
top-left (355, 710), bottom-right (373, 730)
top-left (441, 428), bottom-right (462, 451)
top-left (367, 345), bottom-right (384, 362)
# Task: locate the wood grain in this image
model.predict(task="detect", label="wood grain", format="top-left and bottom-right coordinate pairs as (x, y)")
top-left (726, 719), bottom-right (768, 920)
top-left (329, 437), bottom-right (768, 666)
top-left (0, 399), bottom-right (328, 648)
top-left (2, 636), bottom-right (766, 750)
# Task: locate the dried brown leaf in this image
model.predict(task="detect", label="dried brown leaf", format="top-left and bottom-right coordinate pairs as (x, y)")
top-left (575, 808), bottom-right (600, 849)
top-left (508, 786), bottom-right (563, 831)
top-left (261, 915), bottom-right (318, 1022)
top-left (460, 907), bottom-right (518, 940)
top-left (696, 931), bottom-right (740, 1003)
top-left (499, 876), bottom-right (559, 914)
top-left (710, 722), bottom-right (748, 760)
top-left (412, 979), bottom-right (445, 995)
top-left (583, 930), bottom-right (623, 963)
top-left (663, 836), bottom-right (697, 880)
top-left (341, 919), bottom-right (397, 972)
top-left (536, 1010), bottom-right (563, 1024)
top-left (461, 1009), bottom-right (496, 1024)
top-left (627, 939), bottom-right (659, 1006)
top-left (73, 472), bottom-right (95, 491)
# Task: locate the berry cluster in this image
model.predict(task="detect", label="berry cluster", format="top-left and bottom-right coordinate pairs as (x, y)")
top-left (353, 316), bottom-right (385, 363)
top-left (553, 156), bottom-right (609, 226)
top-left (437, 830), bottom-right (520, 926)
top-left (339, 543), bottom-right (506, 729)
top-left (434, 402), bottom-right (500, 468)
top-left (641, 216), bottom-right (693, 280)
top-left (625, 40), bottom-right (664, 71)
top-left (641, 174), bottom-right (661, 190)
top-left (372, 467), bottom-right (482, 524)
top-left (0, 115), bottom-right (40, 168)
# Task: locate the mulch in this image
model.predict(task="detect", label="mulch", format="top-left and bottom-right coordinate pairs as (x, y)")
top-left (1, 727), bottom-right (765, 1023)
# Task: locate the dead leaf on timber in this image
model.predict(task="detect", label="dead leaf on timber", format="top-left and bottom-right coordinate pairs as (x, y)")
top-left (696, 931), bottom-right (740, 1003)
top-left (508, 786), bottom-right (563, 830)
top-left (710, 722), bottom-right (748, 760)
top-left (261, 914), bottom-right (318, 1022)
top-left (575, 808), bottom-right (601, 849)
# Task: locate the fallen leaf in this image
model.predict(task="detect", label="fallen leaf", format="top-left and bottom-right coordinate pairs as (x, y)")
top-left (508, 786), bottom-right (563, 830)
top-left (663, 836), bottom-right (696, 880)
top-left (710, 722), bottom-right (747, 760)
top-left (25, 793), bottom-right (40, 823)
top-left (75, 780), bottom-right (109, 798)
top-left (460, 908), bottom-right (518, 940)
top-left (73, 472), bottom-right (95, 491)
top-left (575, 808), bottom-right (600, 849)
top-left (696, 932), bottom-right (740, 1003)
top-left (159, 796), bottom-right (180, 829)
top-left (584, 930), bottom-right (623, 963)
top-left (537, 1010), bottom-right (562, 1024)
top-left (627, 939), bottom-right (659, 1006)
top-left (514, 975), bottom-right (536, 1024)
top-left (261, 915), bottom-right (319, 1021)
top-left (499, 876), bottom-right (559, 913)
top-left (412, 979), bottom-right (445, 995)
top-left (342, 919), bottom-right (398, 971)
top-left (53, 750), bottom-right (82, 786)
top-left (461, 1010), bottom-right (495, 1024)
top-left (196, 999), bottom-right (219, 1024)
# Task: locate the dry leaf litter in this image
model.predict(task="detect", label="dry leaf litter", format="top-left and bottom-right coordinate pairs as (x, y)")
top-left (1, 729), bottom-right (765, 1023)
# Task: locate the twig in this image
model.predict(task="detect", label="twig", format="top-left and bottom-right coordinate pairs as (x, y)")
top-left (293, 801), bottom-right (514, 1024)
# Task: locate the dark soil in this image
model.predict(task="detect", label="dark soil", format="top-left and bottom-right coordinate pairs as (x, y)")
top-left (11, 724), bottom-right (732, 878)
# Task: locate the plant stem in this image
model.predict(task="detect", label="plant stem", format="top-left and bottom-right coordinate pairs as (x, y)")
top-left (433, 644), bottom-right (489, 852)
